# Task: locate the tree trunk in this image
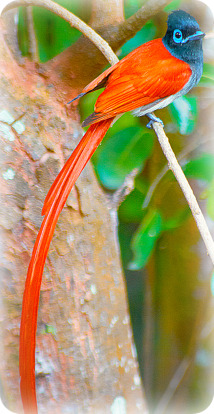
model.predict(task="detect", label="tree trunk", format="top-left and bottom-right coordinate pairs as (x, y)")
top-left (0, 10), bottom-right (146, 414)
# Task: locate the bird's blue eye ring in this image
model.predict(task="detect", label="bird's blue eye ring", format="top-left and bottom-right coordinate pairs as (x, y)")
top-left (173, 29), bottom-right (183, 43)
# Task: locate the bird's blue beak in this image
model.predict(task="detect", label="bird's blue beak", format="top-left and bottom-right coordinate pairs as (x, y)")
top-left (182, 30), bottom-right (205, 43)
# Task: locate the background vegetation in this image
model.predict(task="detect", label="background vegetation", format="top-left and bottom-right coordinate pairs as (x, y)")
top-left (18, 0), bottom-right (214, 412)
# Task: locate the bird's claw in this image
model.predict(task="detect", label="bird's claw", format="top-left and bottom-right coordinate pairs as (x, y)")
top-left (146, 113), bottom-right (164, 129)
top-left (146, 120), bottom-right (154, 129)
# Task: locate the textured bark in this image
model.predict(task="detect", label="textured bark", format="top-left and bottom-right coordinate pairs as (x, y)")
top-left (0, 10), bottom-right (147, 414)
top-left (90, 0), bottom-right (124, 27)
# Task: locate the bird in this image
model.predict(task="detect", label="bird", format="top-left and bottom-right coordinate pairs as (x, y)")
top-left (19, 10), bottom-right (205, 413)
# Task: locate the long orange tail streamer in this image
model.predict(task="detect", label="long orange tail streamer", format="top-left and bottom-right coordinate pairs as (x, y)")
top-left (19, 118), bottom-right (114, 413)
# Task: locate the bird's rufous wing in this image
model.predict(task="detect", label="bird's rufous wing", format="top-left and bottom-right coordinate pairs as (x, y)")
top-left (86, 38), bottom-right (192, 123)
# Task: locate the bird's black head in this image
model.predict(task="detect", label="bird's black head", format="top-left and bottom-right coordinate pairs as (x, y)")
top-left (162, 10), bottom-right (205, 66)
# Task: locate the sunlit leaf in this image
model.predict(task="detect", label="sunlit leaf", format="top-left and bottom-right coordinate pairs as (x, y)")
top-left (128, 209), bottom-right (163, 270)
top-left (170, 95), bottom-right (198, 135)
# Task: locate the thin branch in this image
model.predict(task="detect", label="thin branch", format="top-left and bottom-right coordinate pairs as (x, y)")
top-left (26, 6), bottom-right (39, 61)
top-left (3, 0), bottom-right (173, 63)
top-left (2, 0), bottom-right (119, 66)
top-left (2, 0), bottom-right (173, 96)
top-left (143, 163), bottom-right (169, 209)
top-left (200, 313), bottom-right (214, 340)
top-left (153, 357), bottom-right (191, 414)
top-left (3, 0), bottom-right (213, 264)
top-left (152, 122), bottom-right (214, 266)
top-left (108, 168), bottom-right (139, 210)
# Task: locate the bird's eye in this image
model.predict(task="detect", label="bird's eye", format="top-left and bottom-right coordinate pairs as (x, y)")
top-left (173, 29), bottom-right (183, 43)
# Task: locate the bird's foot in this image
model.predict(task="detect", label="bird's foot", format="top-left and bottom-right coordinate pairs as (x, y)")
top-left (146, 113), bottom-right (164, 129)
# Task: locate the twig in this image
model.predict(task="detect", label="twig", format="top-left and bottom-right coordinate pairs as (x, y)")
top-left (3, 1), bottom-right (213, 265)
top-left (109, 168), bottom-right (139, 210)
top-left (2, 0), bottom-right (175, 60)
top-left (200, 313), bottom-right (214, 340)
top-left (2, 0), bottom-right (119, 66)
top-left (143, 163), bottom-right (169, 209)
top-left (152, 122), bottom-right (214, 266)
top-left (153, 357), bottom-right (190, 414)
top-left (26, 6), bottom-right (39, 61)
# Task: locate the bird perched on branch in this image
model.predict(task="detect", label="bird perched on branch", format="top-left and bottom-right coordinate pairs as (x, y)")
top-left (19, 10), bottom-right (204, 414)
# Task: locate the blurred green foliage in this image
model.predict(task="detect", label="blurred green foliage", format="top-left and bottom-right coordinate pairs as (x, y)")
top-left (17, 0), bottom-right (214, 412)
top-left (18, 0), bottom-right (90, 61)
top-left (95, 125), bottom-right (154, 189)
top-left (129, 208), bottom-right (163, 269)
top-left (200, 63), bottom-right (214, 86)
top-left (184, 153), bottom-right (214, 183)
top-left (170, 95), bottom-right (198, 135)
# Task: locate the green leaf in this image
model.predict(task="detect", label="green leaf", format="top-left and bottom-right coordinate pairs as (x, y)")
top-left (95, 126), bottom-right (154, 190)
top-left (128, 209), bottom-right (163, 270)
top-left (200, 63), bottom-right (214, 87)
top-left (183, 154), bottom-right (214, 183)
top-left (170, 95), bottom-right (198, 135)
top-left (119, 187), bottom-right (147, 223)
